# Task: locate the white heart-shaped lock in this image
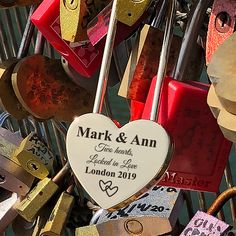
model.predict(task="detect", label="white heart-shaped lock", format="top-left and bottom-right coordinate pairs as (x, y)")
top-left (66, 113), bottom-right (172, 210)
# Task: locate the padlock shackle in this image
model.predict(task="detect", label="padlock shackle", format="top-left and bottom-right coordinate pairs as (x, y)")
top-left (173, 0), bottom-right (210, 81)
top-left (151, 0), bottom-right (168, 28)
top-left (93, 0), bottom-right (118, 114)
top-left (52, 162), bottom-right (70, 184)
top-left (207, 187), bottom-right (236, 216)
top-left (34, 31), bottom-right (45, 55)
top-left (149, 0), bottom-right (177, 121)
top-left (17, 5), bottom-right (37, 59)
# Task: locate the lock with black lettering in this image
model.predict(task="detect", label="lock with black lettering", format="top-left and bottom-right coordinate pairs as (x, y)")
top-left (141, 0), bottom-right (231, 192)
top-left (13, 132), bottom-right (55, 179)
top-left (11, 55), bottom-right (95, 122)
top-left (89, 186), bottom-right (183, 236)
top-left (0, 188), bottom-right (20, 233)
top-left (39, 182), bottom-right (75, 235)
top-left (181, 187), bottom-right (236, 235)
top-left (66, 0), bottom-right (173, 211)
top-left (0, 127), bottom-right (34, 196)
top-left (15, 162), bottom-right (71, 222)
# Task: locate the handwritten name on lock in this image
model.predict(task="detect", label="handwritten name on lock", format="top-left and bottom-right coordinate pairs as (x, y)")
top-left (67, 113), bottom-right (170, 209)
top-left (180, 211), bottom-right (230, 236)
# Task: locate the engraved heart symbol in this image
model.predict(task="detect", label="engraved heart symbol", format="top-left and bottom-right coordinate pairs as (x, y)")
top-left (106, 185), bottom-right (119, 198)
top-left (99, 180), bottom-right (119, 197)
top-left (66, 113), bottom-right (172, 210)
top-left (99, 180), bottom-right (112, 192)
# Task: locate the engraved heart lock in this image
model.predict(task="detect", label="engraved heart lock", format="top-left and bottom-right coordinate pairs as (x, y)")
top-left (66, 0), bottom-right (174, 210)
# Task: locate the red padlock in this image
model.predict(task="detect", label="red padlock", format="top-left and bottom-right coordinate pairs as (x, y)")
top-left (142, 76), bottom-right (231, 192)
top-left (31, 0), bottom-right (144, 78)
top-left (134, 0), bottom-right (232, 192)
top-left (206, 0), bottom-right (236, 65)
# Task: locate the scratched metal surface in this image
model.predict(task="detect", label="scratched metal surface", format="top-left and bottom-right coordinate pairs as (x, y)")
top-left (0, 4), bottom-right (236, 236)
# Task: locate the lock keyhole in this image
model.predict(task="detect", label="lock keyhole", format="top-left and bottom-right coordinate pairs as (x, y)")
top-left (215, 12), bottom-right (231, 33)
top-left (0, 174), bottom-right (6, 184)
top-left (30, 163), bottom-right (39, 171)
top-left (64, 0), bottom-right (78, 10)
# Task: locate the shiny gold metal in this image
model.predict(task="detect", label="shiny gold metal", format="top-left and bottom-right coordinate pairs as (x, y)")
top-left (207, 85), bottom-right (236, 143)
top-left (0, 59), bottom-right (29, 120)
top-left (40, 189), bottom-right (75, 236)
top-left (116, 0), bottom-right (151, 26)
top-left (15, 177), bottom-right (59, 222)
top-left (13, 133), bottom-right (55, 179)
top-left (207, 32), bottom-right (236, 114)
top-left (15, 163), bottom-right (70, 222)
top-left (60, 0), bottom-right (111, 42)
top-left (75, 225), bottom-right (100, 236)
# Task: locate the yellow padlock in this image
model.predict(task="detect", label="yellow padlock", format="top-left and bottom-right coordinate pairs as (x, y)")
top-left (40, 184), bottom-right (75, 236)
top-left (116, 0), bottom-right (151, 26)
top-left (15, 163), bottom-right (70, 222)
top-left (13, 133), bottom-right (54, 179)
top-left (60, 0), bottom-right (111, 42)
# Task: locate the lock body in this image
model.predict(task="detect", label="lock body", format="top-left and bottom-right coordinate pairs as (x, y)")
top-left (40, 192), bottom-right (74, 236)
top-left (31, 0), bottom-right (142, 77)
top-left (0, 59), bottom-right (28, 119)
top-left (60, 0), bottom-right (111, 43)
top-left (11, 55), bottom-right (94, 121)
top-left (16, 177), bottom-right (59, 222)
top-left (142, 77), bottom-right (231, 192)
top-left (14, 133), bottom-right (54, 179)
top-left (180, 211), bottom-right (230, 235)
top-left (92, 186), bottom-right (183, 235)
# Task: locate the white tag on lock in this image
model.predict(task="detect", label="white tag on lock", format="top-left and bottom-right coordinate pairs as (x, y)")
top-left (66, 113), bottom-right (171, 210)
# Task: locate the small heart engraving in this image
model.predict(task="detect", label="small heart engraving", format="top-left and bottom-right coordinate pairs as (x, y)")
top-left (106, 185), bottom-right (119, 197)
top-left (99, 180), bottom-right (112, 192)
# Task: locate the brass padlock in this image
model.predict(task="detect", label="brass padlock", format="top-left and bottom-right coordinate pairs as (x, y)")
top-left (60, 0), bottom-right (111, 42)
top-left (207, 32), bottom-right (236, 114)
top-left (15, 162), bottom-right (71, 222)
top-left (40, 183), bottom-right (75, 236)
top-left (0, 127), bottom-right (34, 196)
top-left (13, 133), bottom-right (55, 179)
top-left (116, 0), bottom-right (151, 26)
top-left (207, 84), bottom-right (236, 143)
top-left (0, 59), bottom-right (29, 120)
top-left (0, 188), bottom-right (19, 233)
top-left (11, 55), bottom-right (94, 122)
